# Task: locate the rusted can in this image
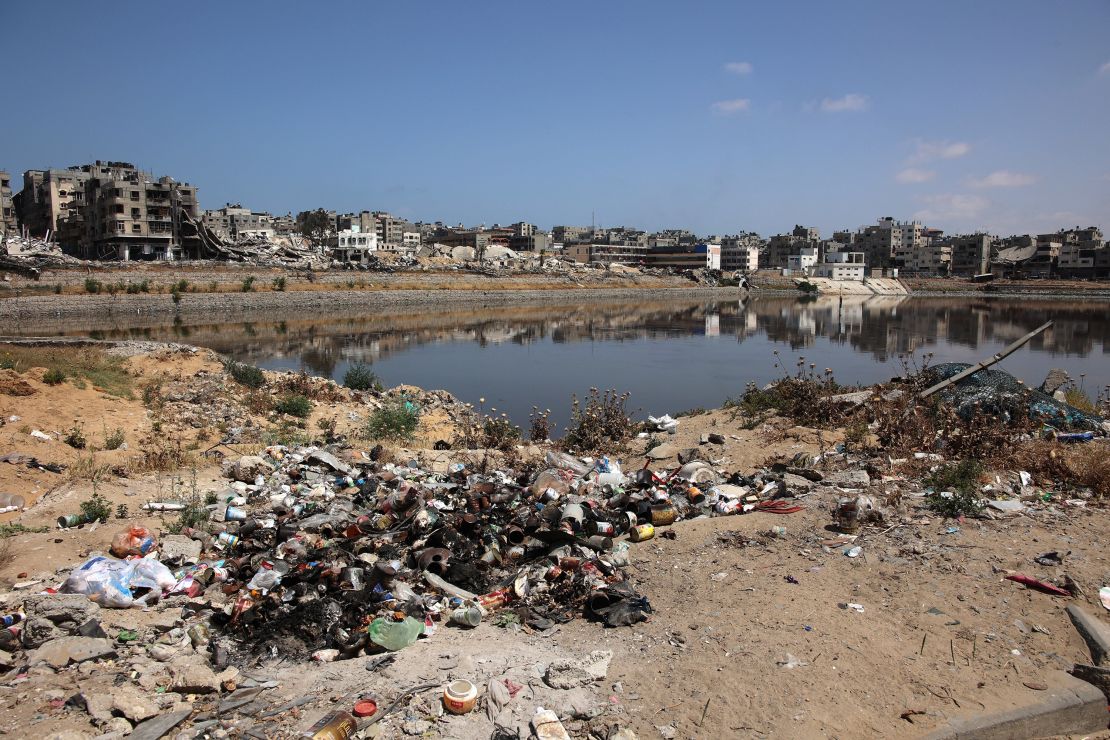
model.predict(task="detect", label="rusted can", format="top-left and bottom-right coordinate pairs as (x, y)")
top-left (559, 556), bottom-right (581, 571)
top-left (650, 505), bottom-right (678, 527)
top-left (687, 485), bottom-right (706, 504)
top-left (620, 511), bottom-right (637, 533)
top-left (629, 523), bottom-right (656, 542)
top-left (586, 535), bottom-right (613, 551)
top-left (372, 514), bottom-right (394, 531)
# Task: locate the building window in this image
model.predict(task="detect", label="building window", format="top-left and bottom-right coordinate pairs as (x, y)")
top-left (132, 224), bottom-right (141, 233)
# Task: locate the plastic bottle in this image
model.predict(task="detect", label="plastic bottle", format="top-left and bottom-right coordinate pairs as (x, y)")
top-left (299, 710), bottom-right (357, 739)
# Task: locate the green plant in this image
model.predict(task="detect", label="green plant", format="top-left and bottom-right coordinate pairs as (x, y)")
top-left (1063, 387), bottom-right (1096, 414)
top-left (171, 288), bottom-right (182, 304)
top-left (0, 523), bottom-right (49, 538)
top-left (42, 368), bottom-right (67, 385)
top-left (241, 275), bottom-right (256, 292)
top-left (923, 460), bottom-right (985, 518)
top-left (275, 393), bottom-right (312, 418)
top-left (80, 490), bottom-right (113, 523)
top-left (64, 425), bottom-right (87, 449)
top-left (842, 415), bottom-right (870, 452)
top-left (104, 426), bottom-right (125, 450)
top-left (316, 415), bottom-right (339, 443)
top-left (343, 361), bottom-right (382, 391)
top-left (84, 277), bottom-right (102, 294)
top-left (528, 406), bottom-right (552, 442)
top-left (560, 388), bottom-right (636, 454)
top-left (272, 276), bottom-right (287, 291)
top-left (208, 281), bottom-right (218, 293)
top-left (115, 503), bottom-right (128, 519)
top-left (482, 416), bottom-right (521, 451)
top-left (224, 359), bottom-right (266, 389)
top-left (366, 400), bottom-right (420, 443)
top-left (167, 469), bottom-right (208, 534)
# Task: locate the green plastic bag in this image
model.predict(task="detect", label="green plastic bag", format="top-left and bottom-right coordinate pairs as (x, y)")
top-left (368, 616), bottom-right (423, 651)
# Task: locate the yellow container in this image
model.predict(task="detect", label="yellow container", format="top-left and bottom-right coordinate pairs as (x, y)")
top-left (629, 523), bottom-right (655, 542)
top-left (443, 679), bottom-right (478, 714)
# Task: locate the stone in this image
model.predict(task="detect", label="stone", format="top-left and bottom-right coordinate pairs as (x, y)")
top-left (113, 689), bottom-right (159, 723)
top-left (305, 449), bottom-right (353, 475)
top-left (170, 661), bottom-right (221, 694)
top-left (29, 637), bottom-right (117, 668)
top-left (21, 594), bottom-right (101, 647)
top-left (543, 650), bottom-right (612, 689)
top-left (223, 455), bottom-right (273, 483)
top-left (1040, 368), bottom-right (1071, 395)
top-left (101, 717), bottom-right (135, 736)
top-left (823, 470), bottom-right (870, 488)
top-left (783, 473), bottom-right (816, 493)
top-left (1066, 605), bottom-right (1110, 666)
top-left (676, 448), bottom-right (704, 465)
top-left (128, 709), bottom-right (192, 740)
top-left (159, 535), bottom-right (202, 565)
top-left (83, 692), bottom-right (115, 723)
top-left (707, 433), bottom-right (726, 445)
top-left (646, 443), bottom-right (677, 460)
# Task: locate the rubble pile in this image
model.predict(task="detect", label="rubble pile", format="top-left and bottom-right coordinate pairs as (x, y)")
top-left (0, 234), bottom-right (82, 277)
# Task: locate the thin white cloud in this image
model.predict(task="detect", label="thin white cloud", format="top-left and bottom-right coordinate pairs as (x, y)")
top-left (908, 139), bottom-right (971, 164)
top-left (1099, 61), bottom-right (1110, 76)
top-left (913, 193), bottom-right (990, 222)
top-left (724, 61), bottom-right (753, 75)
top-left (711, 98), bottom-right (751, 114)
top-left (895, 168), bottom-right (936, 184)
top-left (966, 170), bottom-right (1036, 188)
top-left (819, 93), bottom-right (868, 112)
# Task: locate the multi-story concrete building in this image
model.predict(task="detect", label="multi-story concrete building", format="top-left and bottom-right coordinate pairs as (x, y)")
top-left (720, 233), bottom-right (761, 272)
top-left (79, 162), bottom-right (201, 260)
top-left (0, 171), bottom-right (16, 236)
top-left (330, 229), bottom-right (379, 263)
top-left (763, 225), bottom-right (820, 268)
top-left (15, 162), bottom-right (201, 259)
top-left (905, 243), bottom-right (952, 275)
top-left (552, 225), bottom-right (593, 245)
top-left (271, 213), bottom-right (296, 236)
top-left (814, 251), bottom-right (867, 280)
top-left (944, 234), bottom-right (993, 276)
top-left (373, 211), bottom-right (415, 246)
top-left (642, 243), bottom-right (720, 271)
top-left (201, 204), bottom-right (275, 241)
top-left (787, 246), bottom-right (819, 273)
top-left (12, 167), bottom-right (93, 239)
top-left (564, 242), bottom-right (647, 266)
top-left (509, 231), bottom-right (550, 253)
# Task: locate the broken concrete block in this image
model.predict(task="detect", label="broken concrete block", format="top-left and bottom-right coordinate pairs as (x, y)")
top-left (29, 636), bottom-right (117, 667)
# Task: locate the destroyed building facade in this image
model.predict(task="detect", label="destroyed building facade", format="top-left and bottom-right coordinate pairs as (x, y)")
top-left (0, 171), bottom-right (16, 236)
top-left (13, 161), bottom-right (202, 260)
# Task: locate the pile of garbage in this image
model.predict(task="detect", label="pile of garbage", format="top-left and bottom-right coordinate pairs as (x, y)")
top-left (47, 445), bottom-right (807, 667)
top-left (925, 363), bottom-right (1107, 432)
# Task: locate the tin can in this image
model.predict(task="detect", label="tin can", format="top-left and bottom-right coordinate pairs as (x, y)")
top-left (449, 605), bottom-right (483, 628)
top-left (187, 622), bottom-right (210, 648)
top-left (687, 485), bottom-right (706, 504)
top-left (217, 532), bottom-right (240, 548)
top-left (589, 520), bottom-right (615, 536)
top-left (629, 523), bottom-right (656, 542)
top-left (620, 511), bottom-right (637, 534)
top-left (586, 535), bottom-right (613, 551)
top-left (372, 514), bottom-right (393, 531)
top-left (0, 613), bottom-right (23, 627)
top-left (57, 514), bottom-right (84, 528)
top-left (650, 505), bottom-right (678, 526)
top-left (477, 588), bottom-right (511, 611)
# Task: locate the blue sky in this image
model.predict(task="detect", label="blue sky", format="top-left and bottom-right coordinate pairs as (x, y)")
top-left (3, 1), bottom-right (1109, 237)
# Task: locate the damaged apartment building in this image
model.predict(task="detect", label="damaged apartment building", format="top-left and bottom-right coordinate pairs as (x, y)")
top-left (14, 161), bottom-right (202, 260)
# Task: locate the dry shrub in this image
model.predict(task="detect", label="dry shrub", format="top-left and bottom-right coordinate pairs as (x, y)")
top-left (273, 371), bottom-right (346, 402)
top-left (128, 431), bottom-right (193, 474)
top-left (1006, 440), bottom-right (1110, 499)
top-left (560, 388), bottom-right (637, 454)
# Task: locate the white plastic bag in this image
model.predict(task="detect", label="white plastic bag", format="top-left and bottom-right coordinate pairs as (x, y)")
top-left (61, 555), bottom-right (175, 608)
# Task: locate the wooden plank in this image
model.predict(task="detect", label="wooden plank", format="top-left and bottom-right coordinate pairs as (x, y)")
top-left (918, 320), bottom-right (1053, 400)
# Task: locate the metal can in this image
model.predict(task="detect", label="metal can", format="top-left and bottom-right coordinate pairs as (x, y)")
top-left (590, 520), bottom-right (615, 536)
top-left (629, 523), bottom-right (656, 542)
top-left (650, 505), bottom-right (678, 526)
top-left (187, 623), bottom-right (210, 648)
top-left (217, 532), bottom-right (240, 548)
top-left (449, 605), bottom-right (483, 628)
top-left (372, 514), bottom-right (394, 531)
top-left (57, 514), bottom-right (84, 528)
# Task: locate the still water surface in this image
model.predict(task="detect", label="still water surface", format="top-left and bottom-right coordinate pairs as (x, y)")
top-left (12, 295), bottom-right (1110, 431)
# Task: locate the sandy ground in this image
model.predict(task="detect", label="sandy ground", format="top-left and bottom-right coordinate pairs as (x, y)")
top-left (1, 346), bottom-right (1109, 738)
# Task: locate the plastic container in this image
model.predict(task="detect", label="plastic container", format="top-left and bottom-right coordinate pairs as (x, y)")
top-left (367, 616), bottom-right (423, 651)
top-left (443, 679), bottom-right (478, 714)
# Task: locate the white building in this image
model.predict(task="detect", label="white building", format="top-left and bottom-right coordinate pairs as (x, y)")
top-left (331, 228), bottom-right (379, 263)
top-left (787, 246), bottom-right (819, 273)
top-left (814, 251), bottom-right (866, 280)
